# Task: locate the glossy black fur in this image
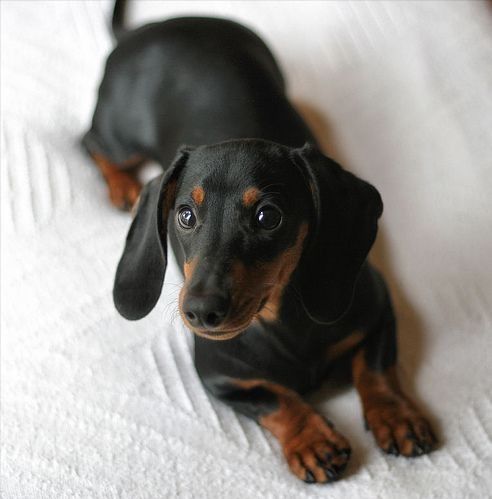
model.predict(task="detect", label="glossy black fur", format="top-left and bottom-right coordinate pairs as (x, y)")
top-left (84, 3), bottom-right (397, 431)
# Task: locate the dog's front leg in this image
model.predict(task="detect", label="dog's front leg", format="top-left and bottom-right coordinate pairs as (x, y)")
top-left (208, 378), bottom-right (351, 483)
top-left (352, 309), bottom-right (438, 457)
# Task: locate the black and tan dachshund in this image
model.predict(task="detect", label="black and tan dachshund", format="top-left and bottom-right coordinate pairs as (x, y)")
top-left (83, 0), bottom-right (437, 484)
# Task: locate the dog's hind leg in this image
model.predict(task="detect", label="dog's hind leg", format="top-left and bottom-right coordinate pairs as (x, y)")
top-left (89, 152), bottom-right (145, 211)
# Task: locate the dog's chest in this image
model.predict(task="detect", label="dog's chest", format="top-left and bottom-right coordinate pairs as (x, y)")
top-left (195, 321), bottom-right (356, 393)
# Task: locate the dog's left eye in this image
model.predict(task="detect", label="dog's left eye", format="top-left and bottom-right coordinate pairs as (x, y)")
top-left (177, 206), bottom-right (196, 229)
top-left (256, 206), bottom-right (282, 230)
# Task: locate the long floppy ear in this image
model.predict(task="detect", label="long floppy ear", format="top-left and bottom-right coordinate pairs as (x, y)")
top-left (294, 143), bottom-right (383, 324)
top-left (113, 148), bottom-right (191, 320)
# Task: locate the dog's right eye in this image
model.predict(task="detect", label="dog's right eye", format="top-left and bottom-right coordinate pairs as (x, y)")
top-left (256, 205), bottom-right (282, 230)
top-left (177, 206), bottom-right (196, 229)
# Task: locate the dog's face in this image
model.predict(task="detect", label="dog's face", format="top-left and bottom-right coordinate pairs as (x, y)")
top-left (172, 142), bottom-right (311, 339)
top-left (113, 139), bottom-right (383, 337)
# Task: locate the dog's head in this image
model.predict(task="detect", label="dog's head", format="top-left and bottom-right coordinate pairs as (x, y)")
top-left (113, 139), bottom-right (382, 339)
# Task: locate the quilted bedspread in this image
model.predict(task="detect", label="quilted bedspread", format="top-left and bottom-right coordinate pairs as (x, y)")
top-left (2, 1), bottom-right (492, 498)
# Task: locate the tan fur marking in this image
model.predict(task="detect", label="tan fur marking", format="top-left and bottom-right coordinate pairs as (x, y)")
top-left (242, 187), bottom-right (261, 207)
top-left (227, 224), bottom-right (308, 326)
top-left (191, 186), bottom-right (205, 206)
top-left (91, 153), bottom-right (143, 210)
top-left (258, 223), bottom-right (309, 322)
top-left (233, 379), bottom-right (326, 442)
top-left (183, 258), bottom-right (197, 281)
top-left (179, 258), bottom-right (197, 332)
top-left (326, 330), bottom-right (366, 362)
top-left (352, 349), bottom-right (401, 398)
top-left (228, 223), bottom-right (309, 324)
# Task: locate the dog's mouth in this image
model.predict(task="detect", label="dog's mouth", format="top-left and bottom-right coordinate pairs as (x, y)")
top-left (179, 293), bottom-right (271, 341)
top-left (191, 326), bottom-right (249, 341)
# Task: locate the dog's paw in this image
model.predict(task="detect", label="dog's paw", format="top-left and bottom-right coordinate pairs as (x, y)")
top-left (365, 398), bottom-right (437, 457)
top-left (282, 413), bottom-right (351, 484)
top-left (107, 173), bottom-right (142, 211)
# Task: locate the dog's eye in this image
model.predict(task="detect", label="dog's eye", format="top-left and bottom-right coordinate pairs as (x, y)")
top-left (177, 206), bottom-right (196, 229)
top-left (256, 206), bottom-right (282, 230)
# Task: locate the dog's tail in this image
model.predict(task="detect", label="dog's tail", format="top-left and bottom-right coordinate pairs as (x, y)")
top-left (111, 0), bottom-right (127, 42)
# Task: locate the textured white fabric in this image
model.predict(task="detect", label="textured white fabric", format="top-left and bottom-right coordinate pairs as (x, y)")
top-left (2, 1), bottom-right (492, 497)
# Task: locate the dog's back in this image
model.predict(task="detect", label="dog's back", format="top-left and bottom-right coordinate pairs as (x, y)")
top-left (84, 16), bottom-right (312, 168)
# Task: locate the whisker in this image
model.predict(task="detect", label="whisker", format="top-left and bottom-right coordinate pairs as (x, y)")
top-left (162, 295), bottom-right (180, 318)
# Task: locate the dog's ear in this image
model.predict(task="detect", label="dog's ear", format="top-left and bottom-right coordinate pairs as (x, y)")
top-left (294, 143), bottom-right (383, 324)
top-left (113, 147), bottom-right (191, 320)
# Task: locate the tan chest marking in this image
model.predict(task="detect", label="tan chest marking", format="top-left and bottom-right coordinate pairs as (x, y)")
top-left (326, 330), bottom-right (366, 362)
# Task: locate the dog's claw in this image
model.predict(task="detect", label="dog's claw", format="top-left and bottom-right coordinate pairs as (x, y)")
top-left (412, 444), bottom-right (425, 456)
top-left (386, 442), bottom-right (399, 456)
top-left (304, 470), bottom-right (315, 483)
top-left (324, 467), bottom-right (338, 480)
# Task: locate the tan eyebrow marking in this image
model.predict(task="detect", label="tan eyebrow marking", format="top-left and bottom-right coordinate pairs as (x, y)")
top-left (242, 187), bottom-right (261, 207)
top-left (191, 186), bottom-right (205, 206)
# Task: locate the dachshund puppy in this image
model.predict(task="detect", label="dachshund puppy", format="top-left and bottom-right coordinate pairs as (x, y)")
top-left (83, 0), bottom-right (436, 483)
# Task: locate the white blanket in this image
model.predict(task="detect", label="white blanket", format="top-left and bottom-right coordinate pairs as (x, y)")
top-left (2, 1), bottom-right (491, 497)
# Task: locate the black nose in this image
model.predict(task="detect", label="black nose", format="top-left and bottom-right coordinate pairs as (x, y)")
top-left (182, 292), bottom-right (230, 330)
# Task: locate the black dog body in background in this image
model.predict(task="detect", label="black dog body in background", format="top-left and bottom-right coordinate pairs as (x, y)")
top-left (83, 0), bottom-right (436, 483)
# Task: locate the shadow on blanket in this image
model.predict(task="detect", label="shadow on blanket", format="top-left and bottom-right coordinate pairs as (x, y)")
top-left (294, 101), bottom-right (442, 470)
